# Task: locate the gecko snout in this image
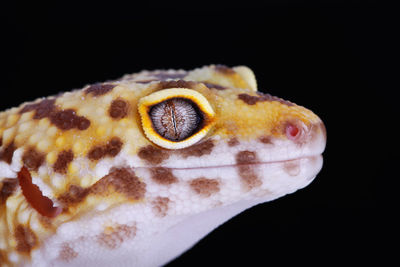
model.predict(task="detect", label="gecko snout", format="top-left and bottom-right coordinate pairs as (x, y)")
top-left (283, 119), bottom-right (326, 154)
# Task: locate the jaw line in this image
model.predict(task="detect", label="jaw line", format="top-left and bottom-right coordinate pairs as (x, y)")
top-left (136, 154), bottom-right (322, 170)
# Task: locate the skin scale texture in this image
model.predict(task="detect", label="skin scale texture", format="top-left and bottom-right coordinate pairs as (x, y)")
top-left (0, 65), bottom-right (326, 266)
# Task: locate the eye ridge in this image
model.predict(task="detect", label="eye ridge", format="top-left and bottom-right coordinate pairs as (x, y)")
top-left (149, 98), bottom-right (204, 142)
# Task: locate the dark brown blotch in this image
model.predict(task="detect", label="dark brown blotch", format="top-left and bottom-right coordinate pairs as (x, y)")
top-left (15, 225), bottom-right (38, 253)
top-left (50, 109), bottom-right (90, 131)
top-left (152, 197), bottom-right (170, 217)
top-left (91, 167), bottom-right (146, 200)
top-left (215, 65), bottom-right (236, 75)
top-left (236, 151), bottom-right (262, 190)
top-left (156, 80), bottom-right (197, 90)
top-left (190, 178), bottom-right (220, 197)
top-left (58, 185), bottom-right (89, 207)
top-left (88, 137), bottom-right (123, 161)
top-left (97, 224), bottom-right (137, 250)
top-left (85, 83), bottom-right (116, 96)
top-left (53, 150), bottom-right (74, 174)
top-left (238, 165), bottom-right (262, 190)
top-left (0, 251), bottom-right (6, 265)
top-left (138, 145), bottom-right (170, 165)
top-left (22, 148), bottom-right (44, 171)
top-left (135, 79), bottom-right (158, 84)
top-left (58, 243), bottom-right (78, 262)
top-left (20, 99), bottom-right (56, 119)
top-left (109, 99), bottom-right (128, 119)
top-left (0, 142), bottom-right (16, 164)
top-left (59, 168), bottom-right (146, 208)
top-left (203, 82), bottom-right (227, 90)
top-left (179, 139), bottom-right (214, 158)
top-left (1, 178), bottom-right (19, 204)
top-left (238, 93), bottom-right (294, 106)
top-left (236, 150), bottom-right (258, 164)
top-left (259, 136), bottom-right (273, 144)
top-left (150, 167), bottom-right (178, 185)
top-left (227, 138), bottom-right (239, 147)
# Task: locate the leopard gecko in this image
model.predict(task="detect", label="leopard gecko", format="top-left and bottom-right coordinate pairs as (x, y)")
top-left (0, 65), bottom-right (326, 266)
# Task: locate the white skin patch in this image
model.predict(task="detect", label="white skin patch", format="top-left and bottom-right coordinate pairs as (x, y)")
top-left (29, 155), bottom-right (323, 267)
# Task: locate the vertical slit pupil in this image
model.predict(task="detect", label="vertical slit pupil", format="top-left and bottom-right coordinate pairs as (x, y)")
top-left (149, 98), bottom-right (203, 141)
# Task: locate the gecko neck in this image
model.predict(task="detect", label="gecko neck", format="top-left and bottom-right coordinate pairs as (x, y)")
top-left (137, 195), bottom-right (286, 267)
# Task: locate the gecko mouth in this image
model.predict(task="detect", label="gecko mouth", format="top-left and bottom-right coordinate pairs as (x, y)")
top-left (148, 154), bottom-right (323, 170)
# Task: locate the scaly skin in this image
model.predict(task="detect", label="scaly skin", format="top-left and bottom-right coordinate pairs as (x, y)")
top-left (0, 65), bottom-right (326, 266)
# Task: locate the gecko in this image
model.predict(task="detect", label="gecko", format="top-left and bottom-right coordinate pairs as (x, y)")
top-left (0, 65), bottom-right (326, 266)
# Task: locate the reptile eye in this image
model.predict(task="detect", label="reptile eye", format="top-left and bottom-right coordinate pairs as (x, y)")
top-left (150, 98), bottom-right (202, 141)
top-left (138, 88), bottom-right (215, 149)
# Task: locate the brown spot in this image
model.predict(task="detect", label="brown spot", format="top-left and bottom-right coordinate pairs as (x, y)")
top-left (138, 145), bottom-right (170, 165)
top-left (58, 185), bottom-right (89, 207)
top-left (238, 93), bottom-right (294, 106)
top-left (215, 65), bottom-right (236, 75)
top-left (259, 136), bottom-right (273, 144)
top-left (227, 137), bottom-right (239, 147)
top-left (236, 150), bottom-right (258, 164)
top-left (179, 139), bottom-right (214, 158)
top-left (19, 99), bottom-right (91, 131)
top-left (85, 83), bottom-right (116, 96)
top-left (109, 99), bottom-right (128, 119)
top-left (157, 80), bottom-right (197, 90)
top-left (38, 215), bottom-right (54, 229)
top-left (22, 148), bottom-right (44, 171)
top-left (53, 150), bottom-right (74, 173)
top-left (135, 79), bottom-right (158, 84)
top-left (15, 225), bottom-right (38, 253)
top-left (0, 137), bottom-right (2, 147)
top-left (0, 251), bottom-right (6, 265)
top-left (283, 160), bottom-right (301, 176)
top-left (203, 82), bottom-right (227, 90)
top-left (190, 178), bottom-right (220, 197)
top-left (150, 167), bottom-right (178, 185)
top-left (0, 142), bottom-right (16, 164)
top-left (59, 168), bottom-right (146, 207)
top-left (91, 168), bottom-right (146, 200)
top-left (97, 224), bottom-right (137, 249)
top-left (50, 109), bottom-right (91, 130)
top-left (152, 197), bottom-right (170, 217)
top-left (236, 151), bottom-right (262, 190)
top-left (58, 243), bottom-right (78, 262)
top-left (20, 99), bottom-right (56, 119)
top-left (153, 71), bottom-right (187, 80)
top-left (237, 165), bottom-right (262, 190)
top-left (88, 137), bottom-right (123, 160)
top-left (0, 178), bottom-right (18, 204)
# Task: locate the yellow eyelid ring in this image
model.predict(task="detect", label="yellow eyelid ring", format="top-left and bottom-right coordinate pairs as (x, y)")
top-left (138, 88), bottom-right (216, 149)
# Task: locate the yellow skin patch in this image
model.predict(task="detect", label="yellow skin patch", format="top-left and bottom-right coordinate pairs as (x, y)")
top-left (0, 65), bottom-right (325, 266)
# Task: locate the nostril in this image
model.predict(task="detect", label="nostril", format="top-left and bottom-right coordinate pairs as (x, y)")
top-left (286, 123), bottom-right (301, 141)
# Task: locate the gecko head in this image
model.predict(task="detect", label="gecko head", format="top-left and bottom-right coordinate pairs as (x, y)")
top-left (136, 72), bottom-right (326, 199)
top-left (0, 65), bottom-right (326, 266)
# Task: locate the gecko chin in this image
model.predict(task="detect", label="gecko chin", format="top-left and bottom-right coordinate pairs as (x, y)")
top-left (30, 155), bottom-right (323, 267)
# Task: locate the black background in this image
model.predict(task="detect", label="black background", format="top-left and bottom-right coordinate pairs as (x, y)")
top-left (3, 2), bottom-right (386, 266)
